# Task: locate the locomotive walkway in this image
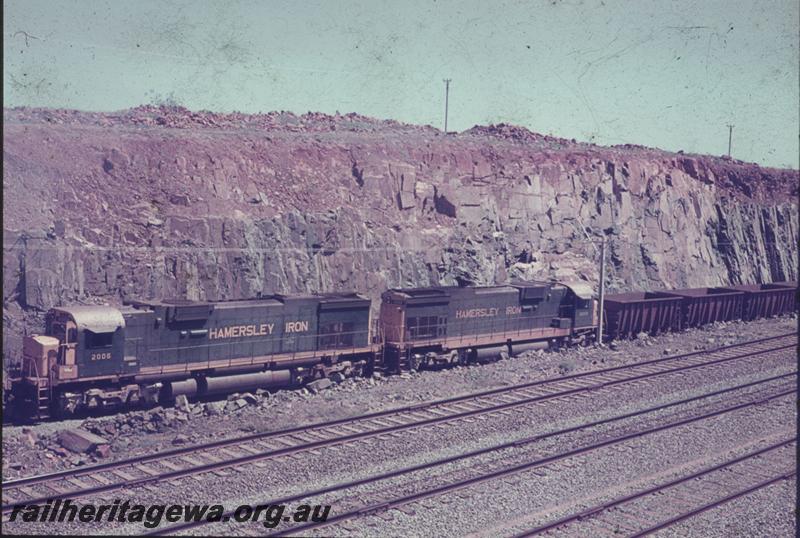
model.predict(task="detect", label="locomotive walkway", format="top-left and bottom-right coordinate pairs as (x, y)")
top-left (1, 332), bottom-right (796, 519)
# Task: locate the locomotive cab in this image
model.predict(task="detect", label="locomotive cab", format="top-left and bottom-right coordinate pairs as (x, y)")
top-left (13, 306), bottom-right (127, 419)
top-left (42, 306), bottom-right (127, 381)
top-left (561, 281), bottom-right (597, 343)
top-left (561, 281), bottom-right (595, 329)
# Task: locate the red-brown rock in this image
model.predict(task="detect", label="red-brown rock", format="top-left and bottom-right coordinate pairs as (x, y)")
top-left (2, 107), bottom-right (797, 366)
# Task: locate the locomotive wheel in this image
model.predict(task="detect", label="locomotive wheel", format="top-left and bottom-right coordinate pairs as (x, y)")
top-left (362, 358), bottom-right (375, 378)
top-left (52, 403), bottom-right (72, 420)
top-left (457, 350), bottom-right (468, 366)
top-left (408, 354), bottom-right (421, 371)
top-left (448, 350), bottom-right (459, 364)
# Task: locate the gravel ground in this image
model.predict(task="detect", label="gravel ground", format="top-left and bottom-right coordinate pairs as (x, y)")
top-left (651, 477), bottom-right (796, 538)
top-left (314, 398), bottom-right (796, 538)
top-left (1, 316), bottom-right (795, 536)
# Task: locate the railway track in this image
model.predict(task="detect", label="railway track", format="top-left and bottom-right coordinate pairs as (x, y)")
top-left (2, 332), bottom-right (795, 516)
top-left (517, 439), bottom-right (796, 537)
top-left (147, 370), bottom-right (796, 536)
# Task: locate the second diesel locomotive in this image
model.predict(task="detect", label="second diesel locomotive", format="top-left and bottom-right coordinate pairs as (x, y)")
top-left (379, 280), bottom-right (595, 371)
top-left (8, 280), bottom-right (593, 419)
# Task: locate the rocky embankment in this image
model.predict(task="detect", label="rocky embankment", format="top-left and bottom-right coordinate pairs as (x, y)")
top-left (2, 106), bottom-right (798, 363)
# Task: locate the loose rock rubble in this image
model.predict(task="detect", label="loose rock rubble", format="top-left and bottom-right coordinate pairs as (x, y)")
top-left (57, 428), bottom-right (109, 454)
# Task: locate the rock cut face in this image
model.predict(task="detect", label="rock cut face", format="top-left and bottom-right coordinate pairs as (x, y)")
top-left (2, 106), bottom-right (798, 363)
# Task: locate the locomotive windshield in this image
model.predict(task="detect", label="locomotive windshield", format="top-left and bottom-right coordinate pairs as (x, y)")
top-left (48, 320), bottom-right (65, 341)
top-left (45, 312), bottom-right (78, 344)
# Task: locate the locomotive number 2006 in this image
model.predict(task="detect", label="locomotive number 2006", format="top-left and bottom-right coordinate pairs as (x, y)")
top-left (90, 352), bottom-right (112, 361)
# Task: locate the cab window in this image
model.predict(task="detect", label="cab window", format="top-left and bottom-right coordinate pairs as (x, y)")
top-left (85, 330), bottom-right (114, 348)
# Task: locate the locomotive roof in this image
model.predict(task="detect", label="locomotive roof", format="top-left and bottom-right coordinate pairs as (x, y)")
top-left (558, 281), bottom-right (595, 299)
top-left (473, 285), bottom-right (518, 294)
top-left (277, 292), bottom-right (369, 303)
top-left (390, 280), bottom-right (552, 295)
top-left (125, 292), bottom-right (369, 310)
top-left (51, 305), bottom-right (126, 333)
top-left (509, 279), bottom-right (551, 288)
top-left (390, 287), bottom-right (451, 297)
top-left (387, 280), bottom-right (595, 300)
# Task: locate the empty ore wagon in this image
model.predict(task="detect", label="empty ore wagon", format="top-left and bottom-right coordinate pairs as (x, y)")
top-left (602, 291), bottom-right (683, 339)
top-left (728, 282), bottom-right (797, 320)
top-left (662, 287), bottom-right (745, 329)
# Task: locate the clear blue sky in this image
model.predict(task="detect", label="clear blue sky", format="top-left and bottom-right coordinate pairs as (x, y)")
top-left (4, 0), bottom-right (799, 168)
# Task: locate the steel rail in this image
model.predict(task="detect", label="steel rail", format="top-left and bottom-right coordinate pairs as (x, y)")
top-left (6, 332), bottom-right (793, 491)
top-left (629, 469), bottom-right (796, 537)
top-left (145, 373), bottom-right (797, 535)
top-left (2, 334), bottom-right (795, 513)
top-left (517, 439), bottom-right (796, 537)
top-left (254, 389), bottom-right (796, 538)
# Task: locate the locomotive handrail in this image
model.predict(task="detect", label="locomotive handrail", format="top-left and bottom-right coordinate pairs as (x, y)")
top-left (389, 324), bottom-right (563, 351)
top-left (153, 310), bottom-right (568, 374)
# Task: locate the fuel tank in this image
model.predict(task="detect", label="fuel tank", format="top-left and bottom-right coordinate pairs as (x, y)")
top-left (159, 370), bottom-right (295, 401)
top-left (510, 341), bottom-right (549, 356)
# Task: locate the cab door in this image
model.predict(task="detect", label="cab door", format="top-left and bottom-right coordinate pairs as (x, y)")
top-left (55, 320), bottom-right (80, 380)
top-left (48, 317), bottom-right (78, 381)
top-left (63, 321), bottom-right (77, 368)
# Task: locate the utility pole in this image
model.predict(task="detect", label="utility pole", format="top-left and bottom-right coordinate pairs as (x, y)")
top-left (597, 236), bottom-right (606, 345)
top-left (443, 78), bottom-right (452, 134)
top-left (727, 124), bottom-right (734, 157)
top-left (571, 218), bottom-right (605, 345)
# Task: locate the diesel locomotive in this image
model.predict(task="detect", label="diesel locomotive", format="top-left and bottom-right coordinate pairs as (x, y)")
top-left (379, 280), bottom-right (595, 371)
top-left (7, 278), bottom-right (797, 420)
top-left (7, 280), bottom-right (593, 419)
top-left (10, 293), bottom-right (375, 419)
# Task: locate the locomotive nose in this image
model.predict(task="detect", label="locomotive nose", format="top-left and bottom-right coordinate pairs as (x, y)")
top-left (22, 334), bottom-right (60, 378)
